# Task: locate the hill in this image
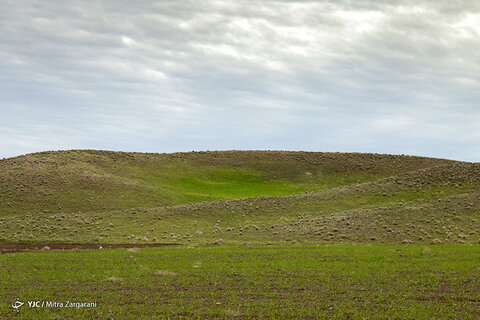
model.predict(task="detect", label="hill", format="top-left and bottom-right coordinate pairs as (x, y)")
top-left (0, 150), bottom-right (455, 216)
top-left (2, 150), bottom-right (479, 245)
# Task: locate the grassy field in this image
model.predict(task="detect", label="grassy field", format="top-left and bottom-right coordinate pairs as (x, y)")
top-left (1, 150), bottom-right (479, 319)
top-left (1, 245), bottom-right (480, 319)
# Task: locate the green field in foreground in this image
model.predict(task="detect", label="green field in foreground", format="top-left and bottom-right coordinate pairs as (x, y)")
top-left (1, 245), bottom-right (480, 319)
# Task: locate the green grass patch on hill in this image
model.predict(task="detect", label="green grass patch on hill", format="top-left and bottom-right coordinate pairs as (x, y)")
top-left (126, 161), bottom-right (376, 201)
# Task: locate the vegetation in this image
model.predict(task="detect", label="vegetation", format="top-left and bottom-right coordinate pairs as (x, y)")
top-left (1, 245), bottom-right (479, 319)
top-left (0, 150), bottom-right (455, 215)
top-left (0, 150), bottom-right (479, 319)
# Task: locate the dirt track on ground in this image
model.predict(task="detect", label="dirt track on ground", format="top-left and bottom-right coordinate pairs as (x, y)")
top-left (0, 242), bottom-right (178, 253)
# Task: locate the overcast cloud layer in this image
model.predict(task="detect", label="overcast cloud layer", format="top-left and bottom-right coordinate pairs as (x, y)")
top-left (1, 0), bottom-right (480, 161)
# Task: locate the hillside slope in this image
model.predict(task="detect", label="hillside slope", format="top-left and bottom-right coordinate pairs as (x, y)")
top-left (1, 151), bottom-right (478, 245)
top-left (0, 150), bottom-right (456, 216)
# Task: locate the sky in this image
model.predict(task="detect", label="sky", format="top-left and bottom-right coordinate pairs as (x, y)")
top-left (1, 0), bottom-right (480, 161)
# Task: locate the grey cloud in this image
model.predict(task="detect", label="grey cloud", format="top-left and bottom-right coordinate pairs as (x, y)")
top-left (1, 0), bottom-right (479, 161)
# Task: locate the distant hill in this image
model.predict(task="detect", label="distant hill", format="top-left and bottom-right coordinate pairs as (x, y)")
top-left (0, 150), bottom-right (456, 216)
top-left (1, 150), bottom-right (479, 245)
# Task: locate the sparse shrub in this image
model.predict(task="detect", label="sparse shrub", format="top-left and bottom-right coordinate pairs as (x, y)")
top-left (103, 276), bottom-right (122, 282)
top-left (155, 270), bottom-right (177, 276)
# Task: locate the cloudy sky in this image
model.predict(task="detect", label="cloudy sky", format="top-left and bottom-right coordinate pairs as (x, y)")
top-left (1, 0), bottom-right (480, 161)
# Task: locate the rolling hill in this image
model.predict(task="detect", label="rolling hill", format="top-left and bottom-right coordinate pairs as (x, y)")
top-left (1, 150), bottom-right (478, 245)
top-left (0, 149), bottom-right (455, 216)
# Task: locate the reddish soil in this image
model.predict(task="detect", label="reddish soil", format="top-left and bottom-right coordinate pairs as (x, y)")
top-left (0, 242), bottom-right (178, 254)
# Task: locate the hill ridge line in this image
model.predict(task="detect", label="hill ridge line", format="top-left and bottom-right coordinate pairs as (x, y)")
top-left (1, 149), bottom-right (465, 163)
